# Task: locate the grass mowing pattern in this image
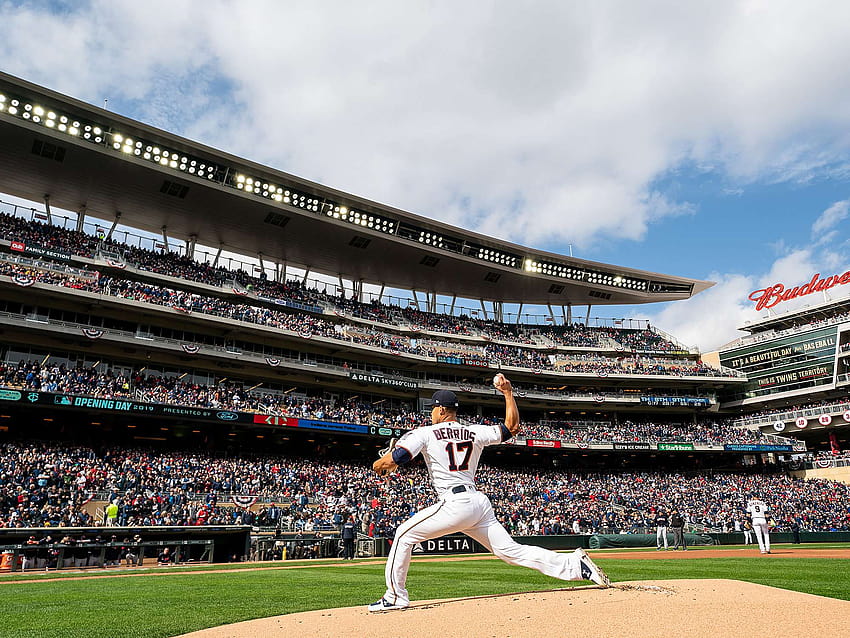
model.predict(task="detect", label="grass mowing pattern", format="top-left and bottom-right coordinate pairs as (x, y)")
top-left (2, 556), bottom-right (848, 638)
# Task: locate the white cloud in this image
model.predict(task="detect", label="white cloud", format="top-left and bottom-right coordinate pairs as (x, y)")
top-left (642, 199), bottom-right (850, 351)
top-left (1, 1), bottom-right (850, 253)
top-left (812, 200), bottom-right (849, 235)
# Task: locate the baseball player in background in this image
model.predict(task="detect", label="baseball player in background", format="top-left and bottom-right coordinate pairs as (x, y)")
top-left (368, 374), bottom-right (610, 612)
top-left (745, 497), bottom-right (771, 554)
top-left (654, 509), bottom-right (669, 550)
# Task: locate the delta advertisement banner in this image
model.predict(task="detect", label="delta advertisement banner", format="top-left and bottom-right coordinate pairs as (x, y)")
top-left (413, 534), bottom-right (486, 555)
top-left (10, 240), bottom-right (73, 262)
top-left (348, 372), bottom-right (418, 390)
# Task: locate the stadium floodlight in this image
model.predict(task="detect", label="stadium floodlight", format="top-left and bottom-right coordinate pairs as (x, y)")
top-left (419, 230), bottom-right (444, 248)
top-left (477, 246), bottom-right (519, 268)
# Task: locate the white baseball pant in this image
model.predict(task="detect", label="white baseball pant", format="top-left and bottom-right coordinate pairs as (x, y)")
top-left (753, 522), bottom-right (770, 553)
top-left (656, 526), bottom-right (668, 549)
top-left (381, 488), bottom-right (586, 607)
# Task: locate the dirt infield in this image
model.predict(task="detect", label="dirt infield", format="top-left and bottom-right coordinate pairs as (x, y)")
top-left (176, 579), bottom-right (850, 638)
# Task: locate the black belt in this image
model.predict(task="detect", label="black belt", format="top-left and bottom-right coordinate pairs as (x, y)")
top-left (451, 485), bottom-right (473, 494)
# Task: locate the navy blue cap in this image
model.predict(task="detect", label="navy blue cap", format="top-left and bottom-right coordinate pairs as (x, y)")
top-left (426, 390), bottom-right (459, 408)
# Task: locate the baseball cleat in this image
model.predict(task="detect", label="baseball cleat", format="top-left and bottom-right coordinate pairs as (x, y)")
top-left (575, 549), bottom-right (611, 588)
top-left (367, 597), bottom-right (409, 612)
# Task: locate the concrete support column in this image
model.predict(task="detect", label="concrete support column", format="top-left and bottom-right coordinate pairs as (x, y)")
top-left (160, 226), bottom-right (170, 252)
top-left (43, 195), bottom-right (53, 225)
top-left (212, 243), bottom-right (223, 268)
top-left (106, 212), bottom-right (122, 241)
top-left (76, 206), bottom-right (87, 233)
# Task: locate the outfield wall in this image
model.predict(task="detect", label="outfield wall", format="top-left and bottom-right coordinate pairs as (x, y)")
top-left (374, 532), bottom-right (850, 555)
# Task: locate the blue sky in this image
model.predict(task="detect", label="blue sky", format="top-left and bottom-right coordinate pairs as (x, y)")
top-left (1, 0), bottom-right (849, 351)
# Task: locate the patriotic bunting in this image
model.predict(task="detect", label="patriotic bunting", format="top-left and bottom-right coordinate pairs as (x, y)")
top-left (232, 495), bottom-right (258, 508)
top-left (181, 343), bottom-right (200, 354)
top-left (299, 330), bottom-right (313, 339)
top-left (106, 259), bottom-right (126, 269)
top-left (12, 274), bottom-right (34, 287)
top-left (265, 357), bottom-right (281, 367)
top-left (81, 328), bottom-right (104, 340)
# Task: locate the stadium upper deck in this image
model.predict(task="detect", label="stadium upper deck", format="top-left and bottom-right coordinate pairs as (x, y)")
top-left (716, 273), bottom-right (850, 450)
top-left (0, 71), bottom-right (712, 309)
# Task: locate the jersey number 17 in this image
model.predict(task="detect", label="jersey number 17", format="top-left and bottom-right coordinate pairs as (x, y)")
top-left (446, 441), bottom-right (473, 471)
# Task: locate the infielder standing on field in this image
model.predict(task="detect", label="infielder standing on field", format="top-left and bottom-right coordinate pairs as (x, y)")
top-left (368, 374), bottom-right (610, 612)
top-left (745, 497), bottom-right (771, 554)
top-left (654, 509), bottom-right (669, 550)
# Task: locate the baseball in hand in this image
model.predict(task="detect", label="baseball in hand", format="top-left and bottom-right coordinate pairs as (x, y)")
top-left (493, 373), bottom-right (506, 388)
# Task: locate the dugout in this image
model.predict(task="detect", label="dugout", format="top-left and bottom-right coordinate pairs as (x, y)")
top-left (0, 525), bottom-right (251, 571)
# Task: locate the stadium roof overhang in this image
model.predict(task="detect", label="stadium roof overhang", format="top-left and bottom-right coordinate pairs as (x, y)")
top-left (0, 72), bottom-right (713, 306)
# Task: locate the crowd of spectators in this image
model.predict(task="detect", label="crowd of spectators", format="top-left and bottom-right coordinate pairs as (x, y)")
top-left (0, 360), bottom-right (777, 445)
top-left (1, 257), bottom-right (736, 378)
top-left (520, 420), bottom-right (782, 446)
top-left (1, 442), bottom-right (848, 534)
top-left (1, 212), bottom-right (708, 359)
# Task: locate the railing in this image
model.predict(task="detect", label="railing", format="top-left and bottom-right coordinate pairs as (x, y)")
top-left (727, 312), bottom-right (850, 348)
top-left (785, 455), bottom-right (850, 471)
top-left (733, 400), bottom-right (850, 427)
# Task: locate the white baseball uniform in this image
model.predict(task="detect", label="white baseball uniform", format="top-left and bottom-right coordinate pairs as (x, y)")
top-left (746, 499), bottom-right (770, 553)
top-left (379, 420), bottom-right (590, 607)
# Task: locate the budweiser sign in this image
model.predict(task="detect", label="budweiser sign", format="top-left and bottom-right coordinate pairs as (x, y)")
top-left (749, 271), bottom-right (850, 310)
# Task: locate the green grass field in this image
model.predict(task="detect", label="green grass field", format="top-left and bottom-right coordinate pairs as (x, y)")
top-left (3, 547), bottom-right (849, 638)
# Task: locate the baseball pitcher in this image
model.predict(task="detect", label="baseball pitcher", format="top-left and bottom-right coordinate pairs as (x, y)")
top-left (368, 374), bottom-right (610, 612)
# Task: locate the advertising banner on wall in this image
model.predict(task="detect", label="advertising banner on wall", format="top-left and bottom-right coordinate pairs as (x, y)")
top-left (657, 443), bottom-right (695, 451)
top-left (348, 372), bottom-right (418, 390)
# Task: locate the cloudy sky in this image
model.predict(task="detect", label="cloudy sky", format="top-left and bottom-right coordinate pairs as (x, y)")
top-left (1, 0), bottom-right (849, 351)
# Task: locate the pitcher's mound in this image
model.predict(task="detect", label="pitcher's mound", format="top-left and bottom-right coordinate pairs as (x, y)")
top-left (177, 579), bottom-right (850, 638)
